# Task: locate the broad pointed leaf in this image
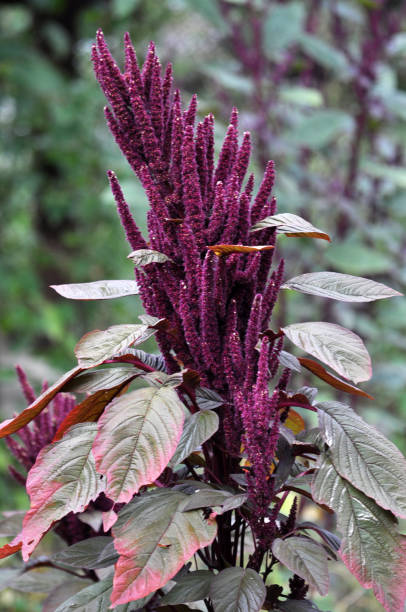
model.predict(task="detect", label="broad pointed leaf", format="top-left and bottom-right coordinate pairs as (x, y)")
top-left (63, 366), bottom-right (141, 394)
top-left (209, 567), bottom-right (266, 612)
top-left (9, 567), bottom-right (72, 593)
top-left (298, 357), bottom-right (373, 399)
top-left (54, 573), bottom-right (151, 611)
top-left (182, 489), bottom-right (247, 513)
top-left (317, 401), bottom-right (406, 517)
top-left (19, 423), bottom-right (105, 561)
top-left (52, 536), bottom-right (118, 569)
top-left (312, 456), bottom-right (406, 612)
top-left (282, 322), bottom-right (372, 384)
top-left (279, 350), bottom-right (301, 372)
top-left (53, 384), bottom-right (129, 442)
top-left (111, 489), bottom-right (217, 605)
top-left (208, 244), bottom-right (274, 257)
top-left (195, 387), bottom-right (225, 410)
top-left (251, 213), bottom-right (330, 241)
top-left (169, 410), bottom-right (219, 468)
top-left (160, 570), bottom-right (213, 605)
top-left (0, 366), bottom-right (82, 438)
top-left (42, 578), bottom-right (93, 612)
top-left (50, 279), bottom-right (140, 300)
top-left (75, 324), bottom-right (156, 368)
top-left (93, 387), bottom-right (185, 503)
top-left (272, 537), bottom-right (329, 595)
top-left (127, 248), bottom-right (173, 267)
top-left (282, 272), bottom-right (401, 302)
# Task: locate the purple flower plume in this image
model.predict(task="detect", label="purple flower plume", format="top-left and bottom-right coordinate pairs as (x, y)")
top-left (93, 31), bottom-right (288, 540)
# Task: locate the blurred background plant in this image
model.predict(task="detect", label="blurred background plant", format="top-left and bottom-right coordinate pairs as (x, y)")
top-left (0, 1), bottom-right (405, 610)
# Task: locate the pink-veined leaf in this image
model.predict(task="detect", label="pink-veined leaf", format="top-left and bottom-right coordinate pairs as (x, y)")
top-left (251, 213), bottom-right (330, 241)
top-left (93, 387), bottom-right (185, 503)
top-left (50, 279), bottom-right (140, 300)
top-left (282, 322), bottom-right (372, 384)
top-left (0, 366), bottom-right (82, 439)
top-left (75, 324), bottom-right (156, 368)
top-left (312, 456), bottom-right (406, 612)
top-left (317, 401), bottom-right (406, 518)
top-left (111, 489), bottom-right (217, 605)
top-left (19, 423), bottom-right (105, 561)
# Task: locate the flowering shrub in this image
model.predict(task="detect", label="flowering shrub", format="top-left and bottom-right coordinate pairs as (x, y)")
top-left (1, 31), bottom-right (406, 612)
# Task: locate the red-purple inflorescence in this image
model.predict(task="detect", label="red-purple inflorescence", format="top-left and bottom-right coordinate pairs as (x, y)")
top-left (92, 30), bottom-right (289, 547)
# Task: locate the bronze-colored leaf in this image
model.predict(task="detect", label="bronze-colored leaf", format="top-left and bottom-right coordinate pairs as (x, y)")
top-left (298, 357), bottom-right (373, 399)
top-left (208, 244), bottom-right (274, 257)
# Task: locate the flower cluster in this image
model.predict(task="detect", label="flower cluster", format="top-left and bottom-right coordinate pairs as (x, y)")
top-left (92, 31), bottom-right (288, 545)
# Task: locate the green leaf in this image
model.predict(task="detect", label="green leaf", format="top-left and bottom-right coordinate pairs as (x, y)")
top-left (111, 489), bottom-right (217, 605)
top-left (272, 537), bottom-right (329, 595)
top-left (312, 456), bottom-right (406, 612)
top-left (282, 322), bottom-right (372, 384)
top-left (209, 567), bottom-right (266, 612)
top-left (63, 366), bottom-right (141, 394)
top-left (182, 0), bottom-right (228, 32)
top-left (54, 573), bottom-right (151, 611)
top-left (75, 324), bottom-right (156, 368)
top-left (251, 212), bottom-right (330, 241)
top-left (317, 401), bottom-right (406, 518)
top-left (160, 570), bottom-right (213, 605)
top-left (280, 86), bottom-right (323, 107)
top-left (282, 272), bottom-right (401, 302)
top-left (52, 536), bottom-right (118, 569)
top-left (169, 410), bottom-right (219, 468)
top-left (19, 423), bottom-right (104, 561)
top-left (93, 387), bottom-right (185, 503)
top-left (284, 110), bottom-right (353, 149)
top-left (363, 159), bottom-right (406, 188)
top-left (324, 241), bottom-right (393, 275)
top-left (264, 2), bottom-right (305, 57)
top-left (50, 279), bottom-right (139, 300)
top-left (299, 33), bottom-right (349, 74)
top-left (127, 248), bottom-right (173, 268)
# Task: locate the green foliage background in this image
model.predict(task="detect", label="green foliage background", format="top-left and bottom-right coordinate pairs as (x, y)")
top-left (0, 1), bottom-right (405, 610)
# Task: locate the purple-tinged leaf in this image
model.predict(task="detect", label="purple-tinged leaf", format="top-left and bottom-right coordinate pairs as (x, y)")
top-left (42, 578), bottom-right (93, 612)
top-left (282, 322), bottom-right (372, 384)
top-left (209, 567), bottom-right (266, 612)
top-left (111, 489), bottom-right (217, 605)
top-left (127, 248), bottom-right (173, 267)
top-left (52, 536), bottom-right (118, 569)
top-left (75, 324), bottom-right (156, 368)
top-left (53, 384), bottom-right (129, 442)
top-left (312, 456), bottom-right (406, 612)
top-left (93, 387), bottom-right (185, 503)
top-left (160, 570), bottom-right (213, 605)
top-left (63, 366), bottom-right (141, 394)
top-left (169, 410), bottom-right (219, 468)
top-left (9, 567), bottom-right (73, 593)
top-left (50, 279), bottom-right (140, 300)
top-left (282, 272), bottom-right (402, 302)
top-left (251, 213), bottom-right (330, 241)
top-left (0, 366), bottom-right (82, 438)
top-left (195, 387), bottom-right (225, 410)
top-left (19, 423), bottom-right (105, 561)
top-left (317, 401), bottom-right (406, 518)
top-left (279, 350), bottom-right (301, 372)
top-left (298, 357), bottom-right (373, 399)
top-left (272, 536), bottom-right (329, 595)
top-left (182, 488), bottom-right (246, 513)
top-left (54, 573), bottom-right (151, 611)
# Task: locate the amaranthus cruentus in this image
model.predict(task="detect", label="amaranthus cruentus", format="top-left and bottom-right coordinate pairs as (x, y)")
top-left (1, 30), bottom-right (406, 612)
top-left (92, 29), bottom-right (288, 559)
